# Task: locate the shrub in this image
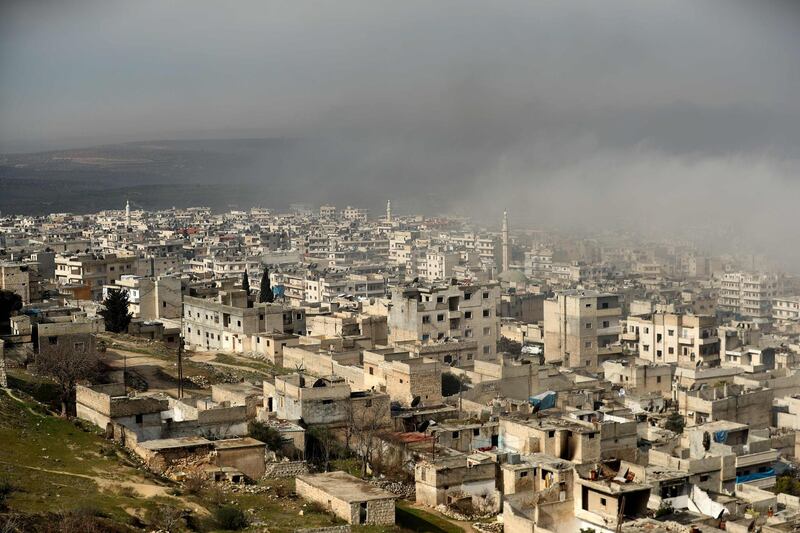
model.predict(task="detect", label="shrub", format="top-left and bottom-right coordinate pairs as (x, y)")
top-left (247, 421), bottom-right (284, 452)
top-left (0, 478), bottom-right (14, 510)
top-left (214, 505), bottom-right (249, 530)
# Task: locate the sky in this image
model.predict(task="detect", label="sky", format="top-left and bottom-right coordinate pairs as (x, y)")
top-left (1, 0), bottom-right (800, 266)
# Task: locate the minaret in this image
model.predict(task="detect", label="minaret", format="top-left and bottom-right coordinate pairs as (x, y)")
top-left (501, 210), bottom-right (510, 272)
top-left (125, 200), bottom-right (131, 230)
top-left (386, 200), bottom-right (392, 223)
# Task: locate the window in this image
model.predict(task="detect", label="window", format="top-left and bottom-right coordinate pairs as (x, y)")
top-left (483, 327), bottom-right (491, 336)
top-left (464, 292), bottom-right (472, 300)
top-left (600, 498), bottom-right (607, 506)
top-left (585, 303), bottom-right (592, 308)
top-left (483, 292), bottom-right (489, 299)
top-left (452, 431), bottom-right (459, 438)
top-left (483, 346), bottom-right (490, 355)
top-left (668, 347), bottom-right (674, 354)
top-left (584, 341), bottom-right (592, 348)
top-left (437, 314), bottom-right (445, 322)
top-left (520, 471), bottom-right (528, 478)
top-left (657, 376), bottom-right (662, 383)
top-left (465, 329), bottom-right (473, 338)
top-left (437, 296), bottom-right (444, 303)
top-left (483, 309), bottom-right (490, 317)
top-left (473, 428), bottom-right (480, 436)
top-left (602, 321), bottom-right (609, 328)
top-left (74, 342), bottom-right (85, 352)
top-left (656, 350), bottom-right (662, 358)
top-left (369, 367), bottom-right (374, 375)
top-left (668, 329), bottom-right (674, 336)
top-left (464, 311), bottom-right (472, 319)
top-left (422, 334), bottom-right (430, 341)
top-left (699, 474), bottom-right (709, 482)
top-left (135, 414), bottom-right (143, 424)
top-left (585, 322), bottom-right (592, 329)
top-left (322, 399), bottom-right (333, 405)
top-left (365, 399), bottom-right (372, 407)
top-left (237, 320), bottom-right (241, 327)
top-left (422, 315), bottom-right (431, 324)
top-left (547, 430), bottom-right (555, 438)
top-left (163, 301), bottom-right (167, 308)
top-left (643, 345), bottom-right (650, 352)
top-left (48, 336), bottom-right (58, 345)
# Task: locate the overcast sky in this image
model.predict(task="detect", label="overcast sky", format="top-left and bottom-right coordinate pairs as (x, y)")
top-left (2, 0), bottom-right (800, 266)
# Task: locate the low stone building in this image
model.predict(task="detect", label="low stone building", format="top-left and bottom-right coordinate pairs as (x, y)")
top-left (296, 471), bottom-right (396, 526)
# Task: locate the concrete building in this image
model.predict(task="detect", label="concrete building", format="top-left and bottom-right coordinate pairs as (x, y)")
top-left (543, 290), bottom-right (623, 370)
top-left (363, 349), bottom-right (443, 407)
top-left (103, 275), bottom-right (182, 320)
top-left (622, 312), bottom-right (720, 367)
top-left (182, 291), bottom-right (304, 353)
top-left (55, 253), bottom-right (139, 300)
top-left (0, 261), bottom-right (30, 304)
top-left (718, 272), bottom-right (780, 318)
top-left (296, 471), bottom-right (396, 526)
top-left (263, 374), bottom-right (391, 429)
top-left (388, 282), bottom-right (501, 362)
top-left (676, 383), bottom-right (773, 429)
top-left (773, 295), bottom-right (800, 325)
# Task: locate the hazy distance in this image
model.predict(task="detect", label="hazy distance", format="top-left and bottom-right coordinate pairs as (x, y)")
top-left (1, 0), bottom-right (800, 268)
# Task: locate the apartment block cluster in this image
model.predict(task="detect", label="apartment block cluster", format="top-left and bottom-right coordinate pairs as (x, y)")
top-left (5, 201), bottom-right (800, 531)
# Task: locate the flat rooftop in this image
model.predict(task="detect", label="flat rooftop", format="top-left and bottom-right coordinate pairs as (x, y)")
top-left (297, 471), bottom-right (397, 502)
top-left (138, 436), bottom-right (212, 451)
top-left (213, 437), bottom-right (266, 450)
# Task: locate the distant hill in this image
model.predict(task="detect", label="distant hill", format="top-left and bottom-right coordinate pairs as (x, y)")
top-left (0, 139), bottom-right (299, 214)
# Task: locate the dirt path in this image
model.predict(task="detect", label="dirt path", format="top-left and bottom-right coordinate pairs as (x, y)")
top-left (2, 387), bottom-right (48, 418)
top-left (104, 348), bottom-right (181, 396)
top-left (0, 460), bottom-right (207, 514)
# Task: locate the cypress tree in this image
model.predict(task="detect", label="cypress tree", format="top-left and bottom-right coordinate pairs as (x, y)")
top-left (242, 271), bottom-right (251, 294)
top-left (259, 268), bottom-right (274, 303)
top-left (100, 289), bottom-right (133, 333)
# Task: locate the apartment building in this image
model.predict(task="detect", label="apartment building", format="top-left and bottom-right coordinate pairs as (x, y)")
top-left (388, 282), bottom-right (501, 362)
top-left (773, 295), bottom-right (800, 325)
top-left (543, 291), bottom-right (622, 370)
top-left (55, 253), bottom-right (140, 300)
top-left (182, 290), bottom-right (305, 353)
top-left (622, 312), bottom-right (720, 367)
top-left (718, 272), bottom-right (780, 318)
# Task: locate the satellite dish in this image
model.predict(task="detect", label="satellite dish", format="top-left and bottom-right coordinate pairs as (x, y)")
top-left (410, 396), bottom-right (421, 408)
top-left (418, 420), bottom-right (430, 432)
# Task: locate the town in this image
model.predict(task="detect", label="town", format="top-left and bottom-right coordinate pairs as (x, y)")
top-left (2, 201), bottom-right (800, 533)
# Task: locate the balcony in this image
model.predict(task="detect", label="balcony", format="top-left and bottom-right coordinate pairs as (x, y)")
top-left (596, 307), bottom-right (621, 317)
top-left (597, 325), bottom-right (622, 336)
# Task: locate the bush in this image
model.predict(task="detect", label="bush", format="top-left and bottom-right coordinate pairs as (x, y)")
top-left (0, 478), bottom-right (14, 510)
top-left (248, 421), bottom-right (285, 452)
top-left (182, 471), bottom-right (207, 495)
top-left (146, 504), bottom-right (184, 532)
top-left (214, 505), bottom-right (249, 531)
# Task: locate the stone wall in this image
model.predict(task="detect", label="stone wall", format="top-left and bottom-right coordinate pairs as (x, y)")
top-left (262, 460), bottom-right (309, 478)
top-left (296, 527), bottom-right (350, 533)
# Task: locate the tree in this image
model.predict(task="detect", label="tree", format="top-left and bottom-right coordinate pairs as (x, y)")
top-left (242, 271), bottom-right (250, 295)
top-left (99, 289), bottom-right (132, 333)
top-left (259, 268), bottom-right (274, 303)
top-left (33, 342), bottom-right (102, 416)
top-left (664, 410), bottom-right (685, 434)
top-left (442, 372), bottom-right (467, 397)
top-left (0, 290), bottom-right (22, 334)
top-left (346, 399), bottom-right (388, 477)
